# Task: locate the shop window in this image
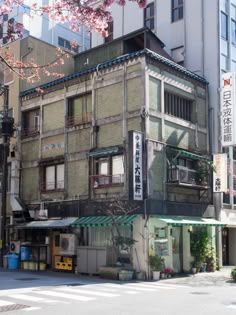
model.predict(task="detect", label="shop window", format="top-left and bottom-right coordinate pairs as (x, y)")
top-left (92, 155), bottom-right (124, 188)
top-left (144, 2), bottom-right (155, 30)
top-left (22, 108), bottom-right (40, 137)
top-left (58, 36), bottom-right (79, 53)
top-left (190, 226), bottom-right (206, 257)
top-left (67, 93), bottom-right (92, 127)
top-left (42, 163), bottom-right (64, 191)
top-left (153, 227), bottom-right (169, 256)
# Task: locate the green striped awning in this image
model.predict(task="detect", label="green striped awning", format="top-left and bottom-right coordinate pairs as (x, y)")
top-left (156, 216), bottom-right (225, 227)
top-left (168, 148), bottom-right (211, 163)
top-left (88, 147), bottom-right (119, 157)
top-left (71, 215), bottom-right (137, 227)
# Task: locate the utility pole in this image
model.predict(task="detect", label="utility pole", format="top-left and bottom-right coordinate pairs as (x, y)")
top-left (0, 85), bottom-right (14, 267)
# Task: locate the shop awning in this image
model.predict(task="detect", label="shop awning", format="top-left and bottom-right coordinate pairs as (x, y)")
top-left (156, 216), bottom-right (225, 227)
top-left (16, 217), bottom-right (78, 229)
top-left (88, 147), bottom-right (119, 157)
top-left (71, 215), bottom-right (138, 227)
top-left (168, 148), bottom-right (211, 163)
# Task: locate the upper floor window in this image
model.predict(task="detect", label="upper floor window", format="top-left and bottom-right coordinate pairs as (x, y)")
top-left (171, 0), bottom-right (183, 22)
top-left (221, 12), bottom-right (228, 40)
top-left (92, 155), bottom-right (124, 188)
top-left (42, 163), bottom-right (64, 191)
top-left (67, 93), bottom-right (92, 127)
top-left (232, 19), bottom-right (236, 45)
top-left (58, 37), bottom-right (79, 53)
top-left (22, 108), bottom-right (40, 137)
top-left (144, 2), bottom-right (155, 30)
top-left (104, 21), bottom-right (113, 43)
top-left (164, 91), bottom-right (193, 122)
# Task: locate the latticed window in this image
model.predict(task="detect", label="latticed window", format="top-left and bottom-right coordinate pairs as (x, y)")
top-left (171, 0), bottom-right (183, 22)
top-left (164, 91), bottom-right (193, 122)
top-left (144, 2), bottom-right (155, 30)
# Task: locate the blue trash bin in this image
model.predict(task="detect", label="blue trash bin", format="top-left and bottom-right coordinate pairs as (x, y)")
top-left (8, 253), bottom-right (19, 269)
top-left (20, 246), bottom-right (31, 261)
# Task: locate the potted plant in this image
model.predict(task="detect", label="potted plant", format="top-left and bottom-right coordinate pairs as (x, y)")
top-left (231, 266), bottom-right (236, 281)
top-left (149, 255), bottom-right (165, 280)
top-left (164, 267), bottom-right (173, 278)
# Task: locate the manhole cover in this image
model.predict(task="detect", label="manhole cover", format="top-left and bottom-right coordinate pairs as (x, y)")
top-left (16, 278), bottom-right (39, 281)
top-left (190, 292), bottom-right (210, 295)
top-left (0, 304), bottom-right (29, 313)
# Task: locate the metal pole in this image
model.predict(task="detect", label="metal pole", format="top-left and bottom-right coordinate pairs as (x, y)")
top-left (0, 85), bottom-right (9, 267)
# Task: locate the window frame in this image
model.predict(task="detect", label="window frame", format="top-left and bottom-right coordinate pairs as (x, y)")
top-left (164, 90), bottom-right (194, 123)
top-left (22, 108), bottom-right (40, 137)
top-left (221, 11), bottom-right (228, 40)
top-left (93, 154), bottom-right (124, 188)
top-left (43, 163), bottom-right (65, 192)
top-left (171, 0), bottom-right (183, 23)
top-left (67, 93), bottom-right (92, 127)
top-left (104, 21), bottom-right (113, 43)
top-left (58, 36), bottom-right (79, 53)
top-left (144, 2), bottom-right (155, 30)
top-left (232, 18), bottom-right (236, 45)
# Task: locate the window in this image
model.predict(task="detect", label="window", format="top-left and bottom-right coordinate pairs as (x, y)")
top-left (144, 2), bottom-right (155, 30)
top-left (67, 94), bottom-right (92, 127)
top-left (232, 19), bottom-right (236, 45)
top-left (171, 0), bottom-right (183, 22)
top-left (164, 91), bottom-right (193, 122)
top-left (93, 155), bottom-right (124, 187)
top-left (221, 12), bottom-right (228, 40)
top-left (58, 37), bottom-right (78, 53)
top-left (104, 21), bottom-right (113, 43)
top-left (43, 164), bottom-right (64, 191)
top-left (22, 108), bottom-right (40, 137)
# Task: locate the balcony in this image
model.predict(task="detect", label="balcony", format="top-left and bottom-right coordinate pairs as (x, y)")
top-left (66, 112), bottom-right (92, 128)
top-left (21, 127), bottom-right (39, 138)
top-left (91, 174), bottom-right (124, 188)
top-left (167, 165), bottom-right (210, 189)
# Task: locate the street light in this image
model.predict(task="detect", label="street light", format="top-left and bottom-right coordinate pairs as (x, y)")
top-left (0, 85), bottom-right (14, 267)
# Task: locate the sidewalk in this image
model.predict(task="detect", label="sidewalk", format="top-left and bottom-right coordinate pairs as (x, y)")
top-left (0, 266), bottom-right (234, 290)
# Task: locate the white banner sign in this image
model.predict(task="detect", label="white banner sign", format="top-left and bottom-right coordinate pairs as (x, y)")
top-left (213, 153), bottom-right (228, 192)
top-left (133, 131), bottom-right (143, 200)
top-left (221, 72), bottom-right (236, 146)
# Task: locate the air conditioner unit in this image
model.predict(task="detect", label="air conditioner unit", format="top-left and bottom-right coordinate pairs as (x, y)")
top-left (169, 166), bottom-right (196, 184)
top-left (60, 233), bottom-right (77, 256)
top-left (178, 166), bottom-right (190, 183)
top-left (9, 241), bottom-right (20, 253)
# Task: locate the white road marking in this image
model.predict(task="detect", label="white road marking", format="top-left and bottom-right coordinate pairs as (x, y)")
top-left (10, 294), bottom-right (59, 303)
top-left (0, 300), bottom-right (15, 306)
top-left (34, 290), bottom-right (95, 301)
top-left (96, 287), bottom-right (139, 294)
top-left (103, 284), bottom-right (157, 292)
top-left (23, 307), bottom-right (41, 311)
top-left (57, 287), bottom-right (120, 297)
top-left (127, 283), bottom-right (173, 290)
top-left (227, 305), bottom-right (236, 309)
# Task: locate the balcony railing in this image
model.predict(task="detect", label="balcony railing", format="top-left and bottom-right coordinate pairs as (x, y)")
top-left (41, 180), bottom-right (64, 192)
top-left (91, 174), bottom-right (124, 188)
top-left (66, 112), bottom-right (92, 128)
top-left (167, 166), bottom-right (210, 187)
top-left (21, 127), bottom-right (39, 137)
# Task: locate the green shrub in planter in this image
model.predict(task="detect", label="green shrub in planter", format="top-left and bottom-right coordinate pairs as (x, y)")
top-left (149, 255), bottom-right (165, 271)
top-left (231, 266), bottom-right (236, 281)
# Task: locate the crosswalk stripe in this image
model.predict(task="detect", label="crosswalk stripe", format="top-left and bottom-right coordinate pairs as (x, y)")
top-left (95, 287), bottom-right (140, 295)
top-left (23, 307), bottom-right (41, 311)
top-left (127, 283), bottom-right (173, 290)
top-left (0, 300), bottom-right (15, 306)
top-left (57, 287), bottom-right (120, 297)
top-left (103, 284), bottom-right (157, 292)
top-left (34, 290), bottom-right (95, 302)
top-left (10, 294), bottom-right (59, 303)
top-left (144, 282), bottom-right (187, 288)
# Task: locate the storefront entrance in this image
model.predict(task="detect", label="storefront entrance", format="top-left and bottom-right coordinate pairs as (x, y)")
top-left (171, 227), bottom-right (183, 273)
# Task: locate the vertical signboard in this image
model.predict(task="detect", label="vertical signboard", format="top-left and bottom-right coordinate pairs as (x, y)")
top-left (213, 153), bottom-right (228, 192)
top-left (221, 72), bottom-right (235, 147)
top-left (128, 130), bottom-right (143, 200)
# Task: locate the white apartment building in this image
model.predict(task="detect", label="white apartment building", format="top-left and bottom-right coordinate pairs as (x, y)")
top-left (91, 0), bottom-right (236, 266)
top-left (0, 1), bottom-right (90, 53)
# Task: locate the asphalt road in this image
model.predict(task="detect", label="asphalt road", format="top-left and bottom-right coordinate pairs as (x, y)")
top-left (0, 267), bottom-right (235, 315)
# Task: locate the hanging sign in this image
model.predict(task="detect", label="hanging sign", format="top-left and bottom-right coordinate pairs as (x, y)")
top-left (213, 153), bottom-right (228, 192)
top-left (221, 72), bottom-right (236, 147)
top-left (133, 131), bottom-right (143, 200)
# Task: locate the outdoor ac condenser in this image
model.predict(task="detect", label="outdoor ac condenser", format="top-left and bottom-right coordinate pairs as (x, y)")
top-left (59, 234), bottom-right (77, 256)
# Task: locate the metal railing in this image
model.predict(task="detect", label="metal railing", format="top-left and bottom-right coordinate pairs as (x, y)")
top-left (66, 112), bottom-right (92, 127)
top-left (91, 174), bottom-right (124, 188)
top-left (41, 180), bottom-right (64, 192)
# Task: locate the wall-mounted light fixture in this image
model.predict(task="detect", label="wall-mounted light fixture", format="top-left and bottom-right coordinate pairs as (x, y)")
top-left (188, 226), bottom-right (193, 233)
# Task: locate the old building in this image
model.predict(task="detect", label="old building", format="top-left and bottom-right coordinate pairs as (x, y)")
top-left (15, 29), bottom-right (222, 277)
